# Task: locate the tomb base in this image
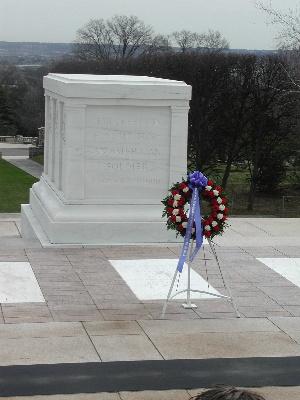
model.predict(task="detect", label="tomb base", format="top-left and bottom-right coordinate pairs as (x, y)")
top-left (21, 177), bottom-right (180, 246)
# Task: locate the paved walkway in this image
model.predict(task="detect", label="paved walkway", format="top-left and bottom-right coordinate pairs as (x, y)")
top-left (0, 215), bottom-right (299, 398)
top-left (4, 158), bottom-right (43, 178)
top-left (1, 387), bottom-right (299, 400)
top-left (0, 143), bottom-right (33, 157)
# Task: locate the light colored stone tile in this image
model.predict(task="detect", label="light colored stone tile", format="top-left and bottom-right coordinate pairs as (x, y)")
top-left (0, 321), bottom-right (85, 338)
top-left (149, 332), bottom-right (300, 359)
top-left (0, 335), bottom-right (100, 365)
top-left (109, 258), bottom-right (221, 301)
top-left (91, 334), bottom-right (162, 361)
top-left (84, 321), bottom-right (143, 336)
top-left (119, 390), bottom-right (190, 400)
top-left (138, 318), bottom-right (279, 336)
top-left (0, 262), bottom-right (45, 303)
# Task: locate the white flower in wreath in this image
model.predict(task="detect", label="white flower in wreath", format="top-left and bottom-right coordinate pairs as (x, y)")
top-left (217, 197), bottom-right (222, 204)
top-left (173, 201), bottom-right (178, 207)
top-left (183, 187), bottom-right (189, 193)
top-left (174, 194), bottom-right (181, 201)
top-left (175, 216), bottom-right (181, 222)
top-left (217, 213), bottom-right (224, 220)
top-left (182, 222), bottom-right (187, 228)
top-left (205, 185), bottom-right (212, 191)
top-left (213, 190), bottom-right (219, 196)
top-left (219, 204), bottom-right (225, 211)
top-left (204, 225), bottom-right (211, 231)
top-left (211, 221), bottom-right (218, 227)
top-left (172, 209), bottom-right (180, 216)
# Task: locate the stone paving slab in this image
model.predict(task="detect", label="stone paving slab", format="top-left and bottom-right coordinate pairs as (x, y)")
top-left (5, 158), bottom-right (43, 179)
top-left (0, 395), bottom-right (120, 400)
top-left (0, 336), bottom-right (100, 365)
top-left (132, 388), bottom-right (300, 400)
top-left (0, 237), bottom-right (300, 322)
top-left (146, 331), bottom-right (300, 359)
top-left (138, 318), bottom-right (280, 335)
top-left (120, 390), bottom-right (190, 400)
top-left (91, 334), bottom-right (163, 361)
top-left (0, 386), bottom-right (300, 400)
top-left (0, 322), bottom-right (101, 365)
top-left (0, 319), bottom-right (299, 365)
top-left (269, 316), bottom-right (300, 333)
top-left (83, 321), bottom-right (144, 336)
top-left (0, 215), bottom-right (299, 377)
top-left (0, 221), bottom-right (20, 237)
top-left (1, 303), bottom-right (53, 323)
top-left (0, 322), bottom-right (85, 338)
top-left (1, 387), bottom-right (300, 400)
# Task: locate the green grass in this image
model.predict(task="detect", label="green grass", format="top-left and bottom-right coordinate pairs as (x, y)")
top-left (0, 159), bottom-right (37, 212)
top-left (31, 154), bottom-right (44, 165)
top-left (207, 164), bottom-right (300, 217)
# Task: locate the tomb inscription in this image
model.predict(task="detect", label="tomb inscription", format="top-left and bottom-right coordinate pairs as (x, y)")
top-left (85, 106), bottom-right (170, 203)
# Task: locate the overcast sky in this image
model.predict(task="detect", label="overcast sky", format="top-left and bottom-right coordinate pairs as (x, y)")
top-left (0, 0), bottom-right (299, 49)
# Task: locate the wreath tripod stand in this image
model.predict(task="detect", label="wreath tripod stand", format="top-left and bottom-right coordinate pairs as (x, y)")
top-left (161, 238), bottom-right (240, 318)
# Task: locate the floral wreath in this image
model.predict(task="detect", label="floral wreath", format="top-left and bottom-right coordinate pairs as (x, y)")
top-left (162, 172), bottom-right (229, 239)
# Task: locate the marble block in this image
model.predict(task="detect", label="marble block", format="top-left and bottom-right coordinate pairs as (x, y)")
top-left (21, 74), bottom-right (191, 245)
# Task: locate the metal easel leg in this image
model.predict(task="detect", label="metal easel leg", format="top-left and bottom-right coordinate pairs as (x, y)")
top-left (182, 239), bottom-right (197, 309)
top-left (207, 238), bottom-right (241, 318)
top-left (161, 266), bottom-right (180, 318)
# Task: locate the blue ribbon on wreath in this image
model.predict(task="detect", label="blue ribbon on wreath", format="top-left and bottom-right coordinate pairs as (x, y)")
top-left (176, 171), bottom-right (208, 273)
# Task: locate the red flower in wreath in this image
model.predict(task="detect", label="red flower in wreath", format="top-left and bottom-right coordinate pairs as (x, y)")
top-left (162, 173), bottom-right (229, 239)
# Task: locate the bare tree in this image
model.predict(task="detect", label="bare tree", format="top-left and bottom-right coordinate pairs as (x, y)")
top-left (196, 30), bottom-right (230, 51)
top-left (171, 30), bottom-right (197, 52)
top-left (107, 15), bottom-right (155, 59)
top-left (256, 1), bottom-right (300, 49)
top-left (256, 2), bottom-right (300, 104)
top-left (74, 15), bottom-right (165, 61)
top-left (74, 19), bottom-right (114, 61)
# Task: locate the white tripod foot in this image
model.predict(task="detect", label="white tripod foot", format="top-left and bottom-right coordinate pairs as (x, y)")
top-left (182, 303), bottom-right (197, 309)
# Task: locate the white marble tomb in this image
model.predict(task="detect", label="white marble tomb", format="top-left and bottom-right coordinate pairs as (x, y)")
top-left (21, 74), bottom-right (192, 245)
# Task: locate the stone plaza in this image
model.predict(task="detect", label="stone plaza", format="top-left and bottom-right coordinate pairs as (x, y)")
top-left (0, 74), bottom-right (300, 399)
top-left (0, 214), bottom-right (300, 399)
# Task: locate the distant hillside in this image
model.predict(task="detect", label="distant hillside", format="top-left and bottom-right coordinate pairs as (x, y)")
top-left (0, 41), bottom-right (72, 64)
top-left (0, 41), bottom-right (277, 65)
